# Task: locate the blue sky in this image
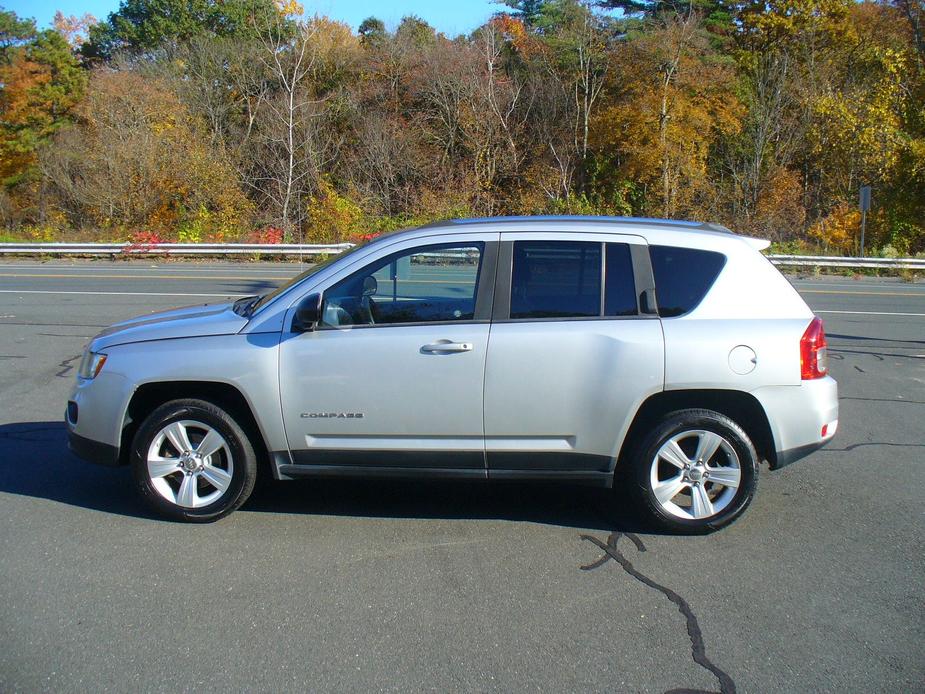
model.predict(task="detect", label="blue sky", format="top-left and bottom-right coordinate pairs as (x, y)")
top-left (4, 0), bottom-right (503, 35)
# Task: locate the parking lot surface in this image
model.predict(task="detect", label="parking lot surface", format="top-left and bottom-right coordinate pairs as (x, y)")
top-left (1, 260), bottom-right (923, 693)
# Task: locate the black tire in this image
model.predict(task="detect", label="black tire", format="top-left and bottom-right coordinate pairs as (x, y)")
top-left (130, 398), bottom-right (257, 522)
top-left (627, 409), bottom-right (758, 534)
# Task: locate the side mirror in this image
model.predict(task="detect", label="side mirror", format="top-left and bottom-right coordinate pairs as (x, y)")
top-left (362, 275), bottom-right (378, 297)
top-left (292, 293), bottom-right (321, 333)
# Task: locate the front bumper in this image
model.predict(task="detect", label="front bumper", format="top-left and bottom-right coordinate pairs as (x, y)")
top-left (66, 369), bottom-right (133, 467)
top-left (68, 430), bottom-right (121, 466)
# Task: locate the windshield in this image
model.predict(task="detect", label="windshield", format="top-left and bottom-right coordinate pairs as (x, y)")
top-left (246, 244), bottom-right (369, 315)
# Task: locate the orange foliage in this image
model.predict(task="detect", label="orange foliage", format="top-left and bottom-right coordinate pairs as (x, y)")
top-left (489, 15), bottom-right (542, 58)
top-left (0, 52), bottom-right (52, 183)
top-left (754, 168), bottom-right (807, 240)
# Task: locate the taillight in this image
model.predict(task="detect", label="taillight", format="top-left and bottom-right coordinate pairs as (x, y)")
top-left (800, 316), bottom-right (828, 380)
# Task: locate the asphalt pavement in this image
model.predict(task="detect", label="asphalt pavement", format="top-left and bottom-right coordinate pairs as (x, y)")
top-left (0, 259), bottom-right (923, 693)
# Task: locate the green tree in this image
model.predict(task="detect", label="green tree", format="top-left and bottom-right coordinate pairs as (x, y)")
top-left (358, 16), bottom-right (387, 46)
top-left (83, 0), bottom-right (286, 60)
top-left (395, 15), bottom-right (437, 46)
top-left (0, 8), bottom-right (36, 64)
top-left (495, 1), bottom-right (547, 26)
top-left (596, 0), bottom-right (735, 38)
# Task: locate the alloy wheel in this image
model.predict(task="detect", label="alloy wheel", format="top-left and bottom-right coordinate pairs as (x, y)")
top-left (649, 429), bottom-right (742, 520)
top-left (146, 419), bottom-right (234, 509)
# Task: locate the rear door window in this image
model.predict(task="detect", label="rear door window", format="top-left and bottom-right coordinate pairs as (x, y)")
top-left (510, 241), bottom-right (601, 319)
top-left (649, 246), bottom-right (726, 317)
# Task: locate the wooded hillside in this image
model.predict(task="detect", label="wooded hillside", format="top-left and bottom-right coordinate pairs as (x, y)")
top-left (1, 0), bottom-right (923, 254)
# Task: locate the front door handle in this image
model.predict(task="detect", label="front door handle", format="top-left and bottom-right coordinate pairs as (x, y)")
top-left (421, 341), bottom-right (473, 353)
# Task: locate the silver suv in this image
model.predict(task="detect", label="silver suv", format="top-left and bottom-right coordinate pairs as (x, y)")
top-left (66, 216), bottom-right (838, 532)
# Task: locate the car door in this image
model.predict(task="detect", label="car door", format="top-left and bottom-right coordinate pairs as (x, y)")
top-left (483, 231), bottom-right (664, 480)
top-left (279, 234), bottom-right (499, 474)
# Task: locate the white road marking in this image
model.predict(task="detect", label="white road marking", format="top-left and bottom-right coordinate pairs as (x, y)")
top-left (794, 281), bottom-right (925, 291)
top-left (816, 310), bottom-right (925, 317)
top-left (0, 263), bottom-right (290, 273)
top-left (0, 289), bottom-right (234, 298)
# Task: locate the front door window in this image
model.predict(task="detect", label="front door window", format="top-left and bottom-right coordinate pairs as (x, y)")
top-left (321, 243), bottom-right (484, 327)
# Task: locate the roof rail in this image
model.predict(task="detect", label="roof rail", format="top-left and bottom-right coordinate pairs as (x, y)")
top-left (414, 215), bottom-right (737, 235)
top-left (444, 215), bottom-right (703, 228)
top-left (696, 222), bottom-right (734, 234)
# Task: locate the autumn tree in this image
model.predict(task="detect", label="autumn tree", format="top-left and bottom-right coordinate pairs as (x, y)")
top-left (0, 17), bottom-right (86, 225)
top-left (41, 70), bottom-right (250, 235)
top-left (53, 12), bottom-right (96, 49)
top-left (593, 12), bottom-right (741, 217)
top-left (532, 1), bottom-right (612, 195)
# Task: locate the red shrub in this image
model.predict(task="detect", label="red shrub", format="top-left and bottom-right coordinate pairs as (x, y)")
top-left (248, 226), bottom-right (284, 244)
top-left (123, 230), bottom-right (168, 255)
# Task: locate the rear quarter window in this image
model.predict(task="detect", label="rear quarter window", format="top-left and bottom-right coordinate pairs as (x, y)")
top-left (650, 245), bottom-right (726, 317)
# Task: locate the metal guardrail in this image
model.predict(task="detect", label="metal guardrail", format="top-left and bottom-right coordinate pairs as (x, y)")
top-left (768, 255), bottom-right (925, 270)
top-left (0, 242), bottom-right (354, 256)
top-left (0, 242), bottom-right (922, 269)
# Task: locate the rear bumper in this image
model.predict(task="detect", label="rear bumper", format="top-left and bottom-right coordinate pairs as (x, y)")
top-left (775, 438), bottom-right (832, 468)
top-left (68, 430), bottom-right (121, 467)
top-left (752, 376), bottom-right (839, 469)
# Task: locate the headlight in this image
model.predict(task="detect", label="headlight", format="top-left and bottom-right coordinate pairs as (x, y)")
top-left (78, 351), bottom-right (107, 380)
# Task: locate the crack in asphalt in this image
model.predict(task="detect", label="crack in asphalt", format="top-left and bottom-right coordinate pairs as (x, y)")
top-left (831, 348), bottom-right (922, 360)
top-left (839, 397), bottom-right (925, 404)
top-left (56, 353), bottom-right (81, 378)
top-left (580, 531), bottom-right (736, 694)
top-left (821, 441), bottom-right (925, 452)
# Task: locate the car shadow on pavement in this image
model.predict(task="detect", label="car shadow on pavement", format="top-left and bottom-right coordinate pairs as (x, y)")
top-left (0, 421), bottom-right (645, 532)
top-left (218, 279), bottom-right (281, 296)
top-left (242, 477), bottom-right (643, 533)
top-left (0, 421), bottom-right (151, 519)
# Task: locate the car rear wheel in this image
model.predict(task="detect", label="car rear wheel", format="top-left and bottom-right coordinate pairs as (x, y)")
top-left (131, 399), bottom-right (257, 522)
top-left (628, 409), bottom-right (758, 534)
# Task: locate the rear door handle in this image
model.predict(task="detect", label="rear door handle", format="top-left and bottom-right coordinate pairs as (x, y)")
top-left (421, 341), bottom-right (473, 353)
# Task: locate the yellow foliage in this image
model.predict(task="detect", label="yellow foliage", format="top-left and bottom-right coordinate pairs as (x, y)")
top-left (809, 48), bottom-right (906, 187)
top-left (591, 17), bottom-right (743, 218)
top-left (303, 16), bottom-right (362, 87)
top-left (305, 178), bottom-right (364, 243)
top-left (809, 204), bottom-right (860, 254)
top-left (740, 0), bottom-right (855, 50)
top-left (275, 0), bottom-right (303, 18)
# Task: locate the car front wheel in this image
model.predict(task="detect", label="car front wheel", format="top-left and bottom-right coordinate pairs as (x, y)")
top-left (130, 398), bottom-right (257, 522)
top-left (629, 409), bottom-right (758, 534)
